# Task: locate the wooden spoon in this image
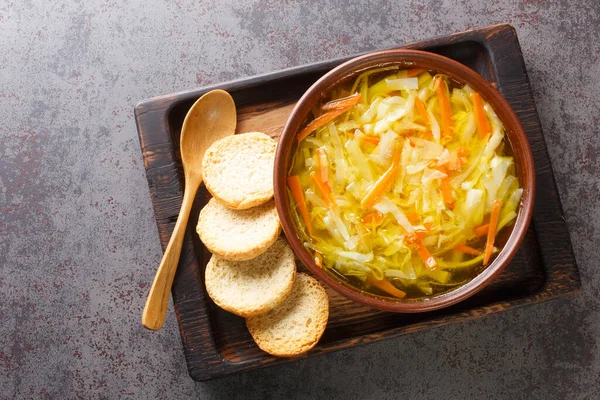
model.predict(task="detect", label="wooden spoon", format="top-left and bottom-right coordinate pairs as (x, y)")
top-left (142, 89), bottom-right (236, 330)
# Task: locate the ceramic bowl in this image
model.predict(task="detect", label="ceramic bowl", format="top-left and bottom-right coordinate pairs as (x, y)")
top-left (274, 49), bottom-right (535, 312)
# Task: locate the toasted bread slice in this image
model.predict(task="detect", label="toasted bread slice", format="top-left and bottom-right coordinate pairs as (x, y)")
top-left (202, 132), bottom-right (277, 210)
top-left (196, 197), bottom-right (280, 261)
top-left (204, 238), bottom-right (296, 317)
top-left (246, 273), bottom-right (329, 357)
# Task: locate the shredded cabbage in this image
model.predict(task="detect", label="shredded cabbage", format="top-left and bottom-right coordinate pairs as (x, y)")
top-left (288, 68), bottom-right (522, 299)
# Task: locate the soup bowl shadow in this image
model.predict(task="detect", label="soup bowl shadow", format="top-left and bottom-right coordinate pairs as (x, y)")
top-left (274, 49), bottom-right (535, 313)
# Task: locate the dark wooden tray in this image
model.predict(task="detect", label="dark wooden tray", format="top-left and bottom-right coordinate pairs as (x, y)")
top-left (134, 24), bottom-right (580, 382)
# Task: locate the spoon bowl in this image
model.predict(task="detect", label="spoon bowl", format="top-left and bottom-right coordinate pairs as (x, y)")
top-left (142, 90), bottom-right (236, 330)
top-left (180, 90), bottom-right (237, 175)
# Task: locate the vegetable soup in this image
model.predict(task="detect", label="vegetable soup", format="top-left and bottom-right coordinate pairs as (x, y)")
top-left (287, 67), bottom-right (522, 299)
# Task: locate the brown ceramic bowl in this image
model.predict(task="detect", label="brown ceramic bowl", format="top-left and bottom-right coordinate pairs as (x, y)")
top-left (274, 49), bottom-right (535, 312)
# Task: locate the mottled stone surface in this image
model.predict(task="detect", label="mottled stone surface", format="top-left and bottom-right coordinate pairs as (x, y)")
top-left (1, 0), bottom-right (599, 398)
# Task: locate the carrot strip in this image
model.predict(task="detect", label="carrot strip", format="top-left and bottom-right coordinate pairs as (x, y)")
top-left (407, 211), bottom-right (420, 223)
top-left (391, 141), bottom-right (402, 166)
top-left (417, 244), bottom-right (437, 270)
top-left (361, 166), bottom-right (398, 209)
top-left (472, 92), bottom-right (491, 138)
top-left (363, 135), bottom-right (380, 146)
top-left (287, 176), bottom-right (312, 236)
top-left (457, 146), bottom-right (470, 157)
top-left (435, 77), bottom-right (454, 140)
top-left (321, 93), bottom-right (361, 110)
top-left (309, 171), bottom-right (335, 207)
top-left (360, 143), bottom-right (401, 208)
top-left (454, 244), bottom-right (482, 256)
top-left (315, 148), bottom-right (331, 192)
top-left (404, 231), bottom-right (437, 269)
top-left (421, 130), bottom-right (434, 141)
top-left (473, 223), bottom-right (489, 237)
top-left (424, 221), bottom-right (435, 231)
top-left (436, 166), bottom-right (455, 209)
top-left (440, 177), bottom-right (455, 209)
top-left (405, 230), bottom-right (427, 245)
top-left (483, 200), bottom-right (502, 265)
top-left (297, 108), bottom-right (347, 142)
top-left (367, 276), bottom-right (406, 298)
top-left (401, 129), bottom-right (420, 137)
top-left (414, 97), bottom-right (430, 126)
top-left (406, 68), bottom-right (425, 78)
top-left (361, 211), bottom-right (384, 225)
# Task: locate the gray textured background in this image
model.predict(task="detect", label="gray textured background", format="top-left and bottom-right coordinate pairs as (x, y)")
top-left (1, 0), bottom-right (599, 398)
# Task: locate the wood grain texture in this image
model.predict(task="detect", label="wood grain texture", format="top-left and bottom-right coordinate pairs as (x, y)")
top-left (134, 24), bottom-right (580, 382)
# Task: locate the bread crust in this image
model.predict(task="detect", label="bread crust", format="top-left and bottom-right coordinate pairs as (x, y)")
top-left (196, 198), bottom-right (281, 261)
top-left (202, 132), bottom-right (277, 210)
top-left (204, 239), bottom-right (296, 317)
top-left (246, 273), bottom-right (329, 357)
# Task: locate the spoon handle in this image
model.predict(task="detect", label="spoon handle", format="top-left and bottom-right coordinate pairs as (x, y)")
top-left (142, 174), bottom-right (202, 330)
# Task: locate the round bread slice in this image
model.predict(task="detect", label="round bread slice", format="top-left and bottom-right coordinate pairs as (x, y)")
top-left (246, 273), bottom-right (329, 357)
top-left (202, 132), bottom-right (277, 210)
top-left (196, 197), bottom-right (280, 261)
top-left (204, 238), bottom-right (296, 317)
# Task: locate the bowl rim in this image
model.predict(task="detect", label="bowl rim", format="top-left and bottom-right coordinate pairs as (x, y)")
top-left (274, 49), bottom-right (536, 313)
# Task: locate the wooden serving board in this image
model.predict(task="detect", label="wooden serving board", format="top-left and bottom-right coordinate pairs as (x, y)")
top-left (134, 24), bottom-right (580, 382)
